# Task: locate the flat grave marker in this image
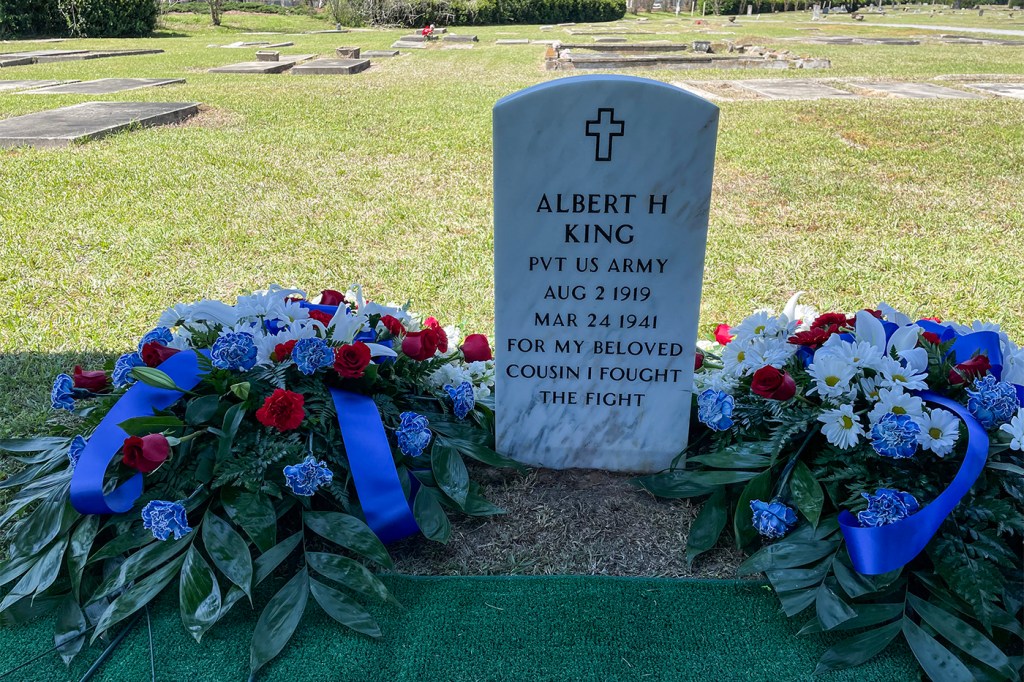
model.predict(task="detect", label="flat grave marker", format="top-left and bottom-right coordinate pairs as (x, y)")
top-left (733, 79), bottom-right (857, 99)
top-left (290, 58), bottom-right (370, 75)
top-left (208, 55), bottom-right (316, 74)
top-left (0, 101), bottom-right (199, 149)
top-left (853, 81), bottom-right (982, 99)
top-left (965, 82), bottom-right (1024, 99)
top-left (362, 50), bottom-right (400, 58)
top-left (0, 80), bottom-right (67, 92)
top-left (20, 78), bottom-right (184, 95)
top-left (494, 76), bottom-right (718, 472)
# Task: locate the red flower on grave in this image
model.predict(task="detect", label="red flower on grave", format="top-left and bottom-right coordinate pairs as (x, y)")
top-left (256, 389), bottom-right (306, 432)
top-left (73, 365), bottom-right (108, 392)
top-left (461, 334), bottom-right (493, 362)
top-left (141, 342), bottom-right (181, 368)
top-left (424, 318), bottom-right (449, 353)
top-left (750, 366), bottom-right (796, 401)
top-left (403, 329), bottom-right (440, 361)
top-left (949, 355), bottom-right (991, 386)
top-left (308, 309), bottom-right (335, 326)
top-left (122, 434), bottom-right (170, 474)
top-left (333, 342), bottom-right (372, 379)
top-left (380, 315), bottom-right (406, 337)
top-left (319, 289), bottom-right (346, 306)
top-left (274, 340), bottom-right (297, 362)
top-left (714, 324), bottom-right (734, 345)
top-left (694, 349), bottom-right (705, 371)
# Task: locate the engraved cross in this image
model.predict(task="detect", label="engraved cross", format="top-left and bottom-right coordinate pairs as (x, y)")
top-left (585, 108), bottom-right (625, 162)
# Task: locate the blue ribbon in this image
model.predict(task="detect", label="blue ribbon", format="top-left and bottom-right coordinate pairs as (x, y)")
top-left (70, 350), bottom-right (207, 515)
top-left (840, 391), bottom-right (989, 575)
top-left (329, 389), bottom-right (420, 543)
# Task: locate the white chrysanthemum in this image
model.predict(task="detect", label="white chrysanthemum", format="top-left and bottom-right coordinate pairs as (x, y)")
top-left (807, 354), bottom-right (857, 401)
top-left (818, 404), bottom-right (864, 450)
top-left (868, 387), bottom-right (925, 425)
top-left (1000, 409), bottom-right (1024, 451)
top-left (878, 356), bottom-right (929, 391)
top-left (693, 369), bottom-right (739, 394)
top-left (428, 359), bottom-right (495, 399)
top-left (819, 337), bottom-right (884, 372)
top-left (917, 408), bottom-right (961, 457)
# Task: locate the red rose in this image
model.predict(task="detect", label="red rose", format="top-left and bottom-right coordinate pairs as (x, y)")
top-left (380, 315), bottom-right (406, 337)
top-left (949, 355), bottom-right (991, 386)
top-left (694, 349), bottom-right (705, 371)
top-left (73, 365), bottom-right (108, 391)
top-left (140, 342), bottom-right (181, 368)
top-left (319, 289), bottom-right (346, 306)
top-left (333, 342), bottom-right (372, 378)
top-left (122, 433), bottom-right (170, 473)
top-left (750, 366), bottom-right (796, 401)
top-left (256, 389), bottom-right (305, 431)
top-left (423, 319), bottom-right (449, 353)
top-left (714, 324), bottom-right (734, 345)
top-left (274, 340), bottom-right (297, 362)
top-left (402, 329), bottom-right (439, 361)
top-left (921, 331), bottom-right (942, 346)
top-left (308, 309), bottom-right (335, 326)
top-left (461, 334), bottom-right (493, 362)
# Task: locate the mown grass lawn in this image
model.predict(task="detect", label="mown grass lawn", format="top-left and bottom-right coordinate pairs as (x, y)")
top-left (1, 9), bottom-right (1022, 438)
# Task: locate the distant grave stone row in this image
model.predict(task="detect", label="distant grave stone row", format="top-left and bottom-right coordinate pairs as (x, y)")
top-left (0, 49), bottom-right (162, 68)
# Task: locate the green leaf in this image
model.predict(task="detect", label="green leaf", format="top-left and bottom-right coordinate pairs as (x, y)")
top-left (185, 394), bottom-right (221, 425)
top-left (0, 554), bottom-right (34, 590)
top-left (255, 532), bottom-right (302, 585)
top-left (816, 580), bottom-right (858, 630)
top-left (0, 539), bottom-right (68, 611)
top-left (799, 603), bottom-right (903, 635)
top-left (180, 545), bottom-right (222, 643)
top-left (633, 471), bottom-right (714, 499)
top-left (909, 595), bottom-right (1017, 680)
top-left (91, 553), bottom-right (186, 643)
top-left (130, 367), bottom-right (188, 393)
top-left (89, 533), bottom-right (190, 603)
top-left (88, 526), bottom-right (155, 564)
top-left (438, 436), bottom-right (525, 471)
top-left (117, 415), bottom-right (184, 437)
top-left (0, 437), bottom-right (69, 453)
top-left (305, 552), bottom-right (391, 603)
top-left (67, 515), bottom-right (100, 601)
top-left (689, 442), bottom-right (773, 469)
top-left (250, 567), bottom-right (308, 675)
top-left (462, 485), bottom-right (506, 517)
top-left (738, 538), bottom-right (839, 576)
top-left (202, 512), bottom-right (253, 599)
top-left (766, 560), bottom-right (831, 592)
top-left (778, 587), bottom-right (818, 617)
top-left (229, 382), bottom-right (251, 401)
top-left (308, 577), bottom-right (381, 638)
top-left (733, 469), bottom-right (773, 548)
top-left (54, 597), bottom-right (88, 666)
top-left (789, 461), bottom-right (824, 528)
top-left (217, 404), bottom-right (246, 463)
top-left (304, 511), bottom-right (393, 568)
top-left (902, 617), bottom-right (974, 682)
top-left (813, 620), bottom-right (902, 674)
top-left (685, 488), bottom-right (728, 567)
top-left (412, 486), bottom-right (451, 543)
top-left (11, 485), bottom-right (73, 557)
top-left (833, 556), bottom-right (900, 599)
top-left (221, 488), bottom-right (277, 553)
top-left (431, 442), bottom-right (469, 507)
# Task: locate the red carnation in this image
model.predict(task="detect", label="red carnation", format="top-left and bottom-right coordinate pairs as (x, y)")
top-left (921, 331), bottom-right (942, 346)
top-left (274, 339), bottom-right (297, 362)
top-left (949, 355), bottom-right (991, 386)
top-left (461, 334), bottom-right (493, 362)
top-left (811, 313), bottom-right (849, 329)
top-left (333, 342), bottom-right (372, 379)
top-left (141, 342), bottom-right (181, 368)
top-left (424, 318), bottom-right (448, 353)
top-left (380, 315), bottom-right (406, 337)
top-left (122, 433), bottom-right (170, 473)
top-left (694, 349), bottom-right (705, 371)
top-left (319, 289), bottom-right (346, 306)
top-left (256, 389), bottom-right (305, 431)
top-left (750, 366), bottom-right (796, 401)
top-left (788, 327), bottom-right (833, 350)
top-left (308, 309), bottom-right (335, 326)
top-left (714, 324), bottom-right (734, 345)
top-left (73, 365), bottom-right (108, 392)
top-left (403, 329), bottom-right (439, 361)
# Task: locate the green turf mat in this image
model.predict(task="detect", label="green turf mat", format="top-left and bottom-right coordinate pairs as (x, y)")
top-left (0, 576), bottom-right (918, 681)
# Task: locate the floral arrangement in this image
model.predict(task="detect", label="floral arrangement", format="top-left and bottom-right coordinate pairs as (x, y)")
top-left (638, 296), bottom-right (1024, 680)
top-left (0, 285), bottom-right (517, 677)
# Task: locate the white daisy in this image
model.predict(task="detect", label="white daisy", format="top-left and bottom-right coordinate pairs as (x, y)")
top-left (721, 340), bottom-right (756, 377)
top-left (819, 337), bottom-right (884, 372)
top-left (819, 404), bottom-right (864, 450)
top-left (878, 356), bottom-right (930, 392)
top-left (731, 312), bottom-right (795, 343)
top-left (1000, 409), bottom-right (1024, 451)
top-left (807, 354), bottom-right (857, 401)
top-left (744, 336), bottom-right (797, 370)
top-left (858, 376), bottom-right (883, 403)
top-left (868, 387), bottom-right (925, 425)
top-left (917, 408), bottom-right (961, 457)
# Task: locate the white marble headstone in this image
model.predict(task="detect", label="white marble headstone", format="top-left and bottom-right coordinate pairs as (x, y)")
top-left (493, 75), bottom-right (719, 473)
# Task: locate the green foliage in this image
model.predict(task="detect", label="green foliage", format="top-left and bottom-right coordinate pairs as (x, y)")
top-left (366, 0), bottom-right (626, 27)
top-left (0, 0), bottom-right (157, 38)
top-left (164, 1), bottom-right (314, 15)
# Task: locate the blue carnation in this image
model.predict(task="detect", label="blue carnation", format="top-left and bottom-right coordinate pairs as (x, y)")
top-left (445, 381), bottom-right (475, 420)
top-left (870, 412), bottom-right (921, 459)
top-left (857, 488), bottom-right (920, 527)
top-left (138, 326), bottom-right (173, 352)
top-left (112, 352), bottom-right (146, 388)
top-left (141, 500), bottom-right (192, 541)
top-left (750, 499), bottom-right (798, 539)
top-left (967, 375), bottom-right (1019, 430)
top-left (697, 389), bottom-right (734, 431)
top-left (210, 332), bottom-right (258, 371)
top-left (67, 435), bottom-right (87, 468)
top-left (291, 337), bottom-right (333, 376)
top-left (396, 412), bottom-right (432, 457)
top-left (283, 455), bottom-right (334, 496)
top-left (50, 373), bottom-right (75, 411)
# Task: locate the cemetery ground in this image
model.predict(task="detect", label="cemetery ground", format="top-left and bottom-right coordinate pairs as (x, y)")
top-left (1, 3), bottom-right (1023, 597)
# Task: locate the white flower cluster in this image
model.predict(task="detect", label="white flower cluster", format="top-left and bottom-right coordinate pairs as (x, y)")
top-left (428, 358), bottom-right (495, 400)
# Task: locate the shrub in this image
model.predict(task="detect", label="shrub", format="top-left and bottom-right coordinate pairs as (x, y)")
top-left (0, 0), bottom-right (64, 38)
top-left (80, 0), bottom-right (160, 36)
top-left (162, 1), bottom-right (313, 15)
top-left (372, 0), bottom-right (626, 26)
top-left (0, 0), bottom-right (158, 38)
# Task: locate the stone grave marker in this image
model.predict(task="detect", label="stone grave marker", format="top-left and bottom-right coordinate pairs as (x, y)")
top-left (0, 80), bottom-right (67, 92)
top-left (493, 76), bottom-right (718, 472)
top-left (362, 50), bottom-right (400, 58)
top-left (734, 79), bottom-right (857, 99)
top-left (965, 83), bottom-right (1024, 99)
top-left (21, 78), bottom-right (184, 95)
top-left (0, 101), bottom-right (198, 149)
top-left (444, 34), bottom-right (479, 42)
top-left (208, 56), bottom-right (316, 74)
top-left (853, 81), bottom-right (983, 99)
top-left (256, 51), bottom-right (280, 62)
top-left (496, 39), bottom-right (530, 45)
top-left (290, 58), bottom-right (370, 75)
top-left (335, 47), bottom-right (361, 58)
